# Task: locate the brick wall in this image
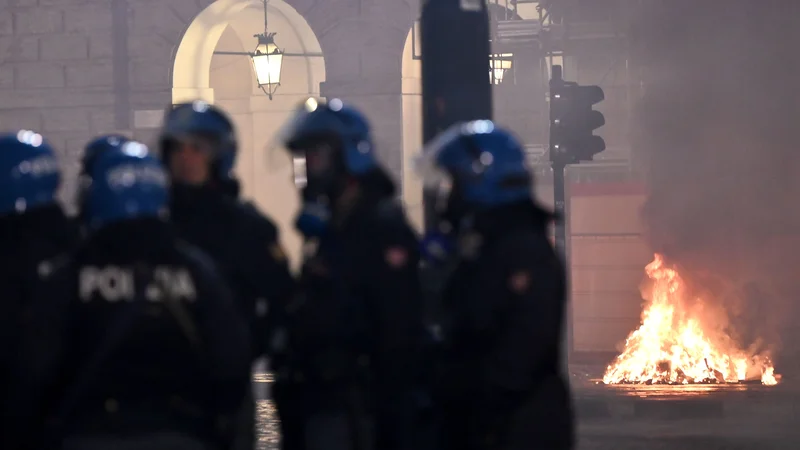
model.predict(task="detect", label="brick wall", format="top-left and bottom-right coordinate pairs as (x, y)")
top-left (0, 0), bottom-right (416, 198)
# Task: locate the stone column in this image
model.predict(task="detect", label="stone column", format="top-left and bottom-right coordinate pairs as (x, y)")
top-left (126, 0), bottom-right (193, 137)
top-left (305, 1), bottom-right (415, 185)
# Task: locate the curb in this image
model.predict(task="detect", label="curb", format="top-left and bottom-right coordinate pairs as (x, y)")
top-left (576, 389), bottom-right (798, 421)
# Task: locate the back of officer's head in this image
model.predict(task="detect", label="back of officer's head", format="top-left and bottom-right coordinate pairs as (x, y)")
top-left (160, 101), bottom-right (237, 187)
top-left (82, 140), bottom-right (169, 230)
top-left (82, 134), bottom-right (130, 176)
top-left (0, 130), bottom-right (60, 217)
top-left (419, 120), bottom-right (533, 210)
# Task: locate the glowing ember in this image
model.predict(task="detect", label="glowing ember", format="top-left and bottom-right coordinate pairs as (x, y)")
top-left (603, 254), bottom-right (779, 386)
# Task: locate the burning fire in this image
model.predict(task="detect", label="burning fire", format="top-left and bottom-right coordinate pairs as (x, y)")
top-left (603, 254), bottom-right (779, 386)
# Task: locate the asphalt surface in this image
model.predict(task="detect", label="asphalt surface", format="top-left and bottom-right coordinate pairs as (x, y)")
top-left (579, 417), bottom-right (800, 450)
top-left (253, 369), bottom-right (800, 450)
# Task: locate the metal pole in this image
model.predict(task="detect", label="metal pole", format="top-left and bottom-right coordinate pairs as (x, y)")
top-left (552, 162), bottom-right (572, 373)
top-left (264, 0), bottom-right (269, 36)
top-left (552, 163), bottom-right (567, 282)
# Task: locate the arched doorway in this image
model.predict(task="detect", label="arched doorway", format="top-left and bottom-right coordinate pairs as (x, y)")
top-left (399, 2), bottom-right (553, 230)
top-left (172, 0), bottom-right (325, 267)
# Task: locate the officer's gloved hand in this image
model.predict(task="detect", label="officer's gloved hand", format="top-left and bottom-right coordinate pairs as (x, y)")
top-left (295, 201), bottom-right (330, 237)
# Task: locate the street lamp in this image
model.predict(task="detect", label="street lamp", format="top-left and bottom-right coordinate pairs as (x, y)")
top-left (211, 0), bottom-right (323, 98)
top-left (249, 0), bottom-right (284, 100)
top-left (489, 53), bottom-right (513, 84)
top-left (251, 32), bottom-right (284, 99)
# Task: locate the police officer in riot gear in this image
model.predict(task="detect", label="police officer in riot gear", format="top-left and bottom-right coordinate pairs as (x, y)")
top-left (274, 97), bottom-right (427, 450)
top-left (3, 139), bottom-right (252, 450)
top-left (0, 130), bottom-right (80, 415)
top-left (160, 101), bottom-right (295, 448)
top-left (417, 121), bottom-right (574, 450)
top-left (161, 101), bottom-right (294, 353)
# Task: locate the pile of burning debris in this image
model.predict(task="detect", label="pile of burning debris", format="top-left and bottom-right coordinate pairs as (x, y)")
top-left (612, 359), bottom-right (770, 386)
top-left (602, 254), bottom-right (779, 387)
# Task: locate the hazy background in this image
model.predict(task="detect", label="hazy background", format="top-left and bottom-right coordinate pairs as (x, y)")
top-left (632, 0), bottom-right (800, 371)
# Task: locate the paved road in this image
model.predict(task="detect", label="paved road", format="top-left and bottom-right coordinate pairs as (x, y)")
top-left (254, 372), bottom-right (800, 450)
top-left (255, 400), bottom-right (800, 449)
top-left (255, 400), bottom-right (279, 450)
top-left (579, 415), bottom-right (800, 449)
top-left (578, 437), bottom-right (794, 450)
top-left (255, 403), bottom-right (800, 449)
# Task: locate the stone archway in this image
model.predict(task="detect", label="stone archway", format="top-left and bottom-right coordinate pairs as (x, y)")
top-left (171, 0), bottom-right (325, 267)
top-left (399, 2), bottom-right (543, 231)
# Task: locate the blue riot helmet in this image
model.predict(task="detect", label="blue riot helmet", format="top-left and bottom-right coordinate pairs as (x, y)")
top-left (0, 130), bottom-right (60, 216)
top-left (78, 134), bottom-right (133, 222)
top-left (82, 134), bottom-right (131, 175)
top-left (160, 100), bottom-right (237, 187)
top-left (415, 120), bottom-right (534, 230)
top-left (273, 97), bottom-right (379, 236)
top-left (82, 140), bottom-right (169, 230)
top-left (276, 97), bottom-right (378, 187)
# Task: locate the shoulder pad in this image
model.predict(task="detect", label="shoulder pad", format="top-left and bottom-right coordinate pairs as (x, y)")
top-left (365, 197), bottom-right (418, 241)
top-left (238, 200), bottom-right (260, 216)
top-left (237, 201), bottom-right (274, 225)
top-left (236, 200), bottom-right (279, 237)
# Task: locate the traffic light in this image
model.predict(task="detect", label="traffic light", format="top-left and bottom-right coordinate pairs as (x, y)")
top-left (421, 0), bottom-right (491, 233)
top-left (549, 65), bottom-right (606, 165)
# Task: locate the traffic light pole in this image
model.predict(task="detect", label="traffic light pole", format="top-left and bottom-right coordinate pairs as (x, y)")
top-left (552, 161), bottom-right (573, 372)
top-left (549, 64), bottom-right (605, 372)
top-left (550, 65), bottom-right (572, 371)
top-left (550, 66), bottom-right (569, 263)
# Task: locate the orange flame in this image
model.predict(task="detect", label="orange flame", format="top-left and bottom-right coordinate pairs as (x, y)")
top-left (603, 254), bottom-right (779, 385)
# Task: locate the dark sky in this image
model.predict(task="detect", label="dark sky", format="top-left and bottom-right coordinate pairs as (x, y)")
top-left (632, 0), bottom-right (800, 367)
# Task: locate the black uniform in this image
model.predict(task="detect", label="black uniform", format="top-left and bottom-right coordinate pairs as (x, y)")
top-left (0, 206), bottom-right (80, 406)
top-left (438, 202), bottom-right (574, 450)
top-left (2, 219), bottom-right (251, 449)
top-left (284, 190), bottom-right (427, 450)
top-left (170, 184), bottom-right (294, 449)
top-left (170, 184), bottom-right (295, 358)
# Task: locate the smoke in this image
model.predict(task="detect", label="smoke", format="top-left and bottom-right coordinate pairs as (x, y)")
top-left (633, 1), bottom-right (800, 370)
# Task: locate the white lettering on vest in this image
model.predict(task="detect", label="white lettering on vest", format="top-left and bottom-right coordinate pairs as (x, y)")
top-left (79, 266), bottom-right (135, 302)
top-left (145, 266), bottom-right (197, 303)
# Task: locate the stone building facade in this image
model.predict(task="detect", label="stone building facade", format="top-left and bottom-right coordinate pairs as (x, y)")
top-left (1, 0), bottom-right (416, 203)
top-left (0, 0), bottom-right (636, 216)
top-left (0, 0), bottom-right (650, 355)
top-left (1, 0), bottom-right (426, 260)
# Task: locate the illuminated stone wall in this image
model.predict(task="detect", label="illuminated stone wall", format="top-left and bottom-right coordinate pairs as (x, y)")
top-left (0, 0), bottom-right (415, 209)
